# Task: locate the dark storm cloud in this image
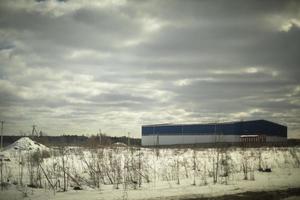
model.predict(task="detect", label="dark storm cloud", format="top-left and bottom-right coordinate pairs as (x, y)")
top-left (0, 89), bottom-right (21, 106)
top-left (243, 25), bottom-right (300, 75)
top-left (0, 0), bottom-right (299, 137)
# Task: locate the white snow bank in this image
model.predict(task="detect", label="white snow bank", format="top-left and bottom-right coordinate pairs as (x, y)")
top-left (112, 142), bottom-right (127, 147)
top-left (3, 137), bottom-right (48, 152)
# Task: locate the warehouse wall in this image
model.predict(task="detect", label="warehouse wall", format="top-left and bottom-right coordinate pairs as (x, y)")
top-left (142, 120), bottom-right (287, 137)
top-left (141, 120), bottom-right (287, 146)
top-left (142, 135), bottom-right (239, 146)
top-left (141, 135), bottom-right (287, 146)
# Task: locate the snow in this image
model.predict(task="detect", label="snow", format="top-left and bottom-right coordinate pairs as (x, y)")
top-left (0, 145), bottom-right (300, 200)
top-left (112, 142), bottom-right (127, 147)
top-left (1, 168), bottom-right (300, 200)
top-left (240, 135), bottom-right (259, 137)
top-left (3, 137), bottom-right (49, 152)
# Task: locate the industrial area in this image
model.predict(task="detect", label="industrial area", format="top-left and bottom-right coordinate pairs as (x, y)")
top-left (1, 0), bottom-right (300, 199)
top-left (142, 120), bottom-right (287, 146)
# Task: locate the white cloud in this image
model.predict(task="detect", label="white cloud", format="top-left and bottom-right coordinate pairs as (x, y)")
top-left (143, 18), bottom-right (165, 32)
top-left (245, 67), bottom-right (259, 74)
top-left (66, 49), bottom-right (111, 60)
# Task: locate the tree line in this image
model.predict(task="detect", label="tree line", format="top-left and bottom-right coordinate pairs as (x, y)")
top-left (1, 135), bottom-right (141, 147)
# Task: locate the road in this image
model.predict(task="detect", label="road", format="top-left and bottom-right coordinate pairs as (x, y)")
top-left (180, 188), bottom-right (300, 200)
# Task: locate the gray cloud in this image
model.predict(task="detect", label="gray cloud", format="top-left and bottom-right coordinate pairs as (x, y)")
top-left (0, 0), bottom-right (300, 138)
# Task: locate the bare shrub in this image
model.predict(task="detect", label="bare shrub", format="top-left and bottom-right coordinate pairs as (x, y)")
top-left (219, 150), bottom-right (232, 184)
top-left (27, 150), bottom-right (44, 188)
top-left (192, 149), bottom-right (197, 185)
top-left (241, 152), bottom-right (249, 180)
top-left (289, 148), bottom-right (300, 168)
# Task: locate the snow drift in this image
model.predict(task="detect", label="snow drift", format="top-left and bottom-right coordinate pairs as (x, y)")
top-left (3, 137), bottom-right (48, 152)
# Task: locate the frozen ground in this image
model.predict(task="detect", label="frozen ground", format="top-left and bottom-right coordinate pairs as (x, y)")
top-left (1, 168), bottom-right (300, 200)
top-left (0, 137), bottom-right (300, 200)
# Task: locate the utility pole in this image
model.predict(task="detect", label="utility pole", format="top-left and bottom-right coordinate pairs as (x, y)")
top-left (99, 129), bottom-right (101, 146)
top-left (0, 121), bottom-right (3, 190)
top-left (0, 121), bottom-right (4, 151)
top-left (214, 121), bottom-right (217, 144)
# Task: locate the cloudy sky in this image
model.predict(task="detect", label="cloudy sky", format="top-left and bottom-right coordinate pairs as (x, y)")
top-left (0, 0), bottom-right (299, 138)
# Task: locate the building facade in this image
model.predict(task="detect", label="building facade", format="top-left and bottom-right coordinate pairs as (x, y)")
top-left (141, 120), bottom-right (287, 146)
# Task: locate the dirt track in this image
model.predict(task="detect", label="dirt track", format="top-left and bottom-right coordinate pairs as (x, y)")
top-left (148, 188), bottom-right (300, 200)
top-left (180, 188), bottom-right (300, 200)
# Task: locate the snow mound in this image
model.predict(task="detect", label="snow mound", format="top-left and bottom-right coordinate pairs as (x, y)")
top-left (112, 142), bottom-right (127, 147)
top-left (4, 137), bottom-right (49, 152)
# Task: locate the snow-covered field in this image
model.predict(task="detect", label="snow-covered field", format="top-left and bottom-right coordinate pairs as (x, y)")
top-left (1, 137), bottom-right (300, 200)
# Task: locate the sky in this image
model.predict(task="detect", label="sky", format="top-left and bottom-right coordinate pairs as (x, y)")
top-left (0, 0), bottom-right (299, 138)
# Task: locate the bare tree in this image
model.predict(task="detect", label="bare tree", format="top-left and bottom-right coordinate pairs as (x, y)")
top-left (192, 149), bottom-right (197, 185)
top-left (212, 148), bottom-right (220, 184)
top-left (18, 150), bottom-right (25, 186)
top-left (176, 153), bottom-right (180, 185)
top-left (241, 151), bottom-right (249, 180)
top-left (58, 146), bottom-right (69, 191)
top-left (0, 159), bottom-right (3, 190)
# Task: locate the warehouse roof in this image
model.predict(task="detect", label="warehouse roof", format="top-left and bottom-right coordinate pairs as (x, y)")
top-left (142, 119), bottom-right (283, 127)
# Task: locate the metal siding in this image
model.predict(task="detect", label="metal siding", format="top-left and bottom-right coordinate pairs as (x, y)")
top-left (142, 135), bottom-right (237, 145)
top-left (142, 126), bottom-right (154, 136)
top-left (183, 124), bottom-right (215, 135)
top-left (217, 123), bottom-right (237, 135)
top-left (142, 135), bottom-right (287, 146)
top-left (142, 120), bottom-right (287, 138)
top-left (156, 125), bottom-right (182, 134)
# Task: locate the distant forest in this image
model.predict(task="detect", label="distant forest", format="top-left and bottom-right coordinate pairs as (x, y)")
top-left (2, 134), bottom-right (141, 147)
top-left (2, 135), bottom-right (300, 148)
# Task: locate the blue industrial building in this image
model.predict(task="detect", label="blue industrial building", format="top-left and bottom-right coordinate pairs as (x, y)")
top-left (141, 120), bottom-right (287, 146)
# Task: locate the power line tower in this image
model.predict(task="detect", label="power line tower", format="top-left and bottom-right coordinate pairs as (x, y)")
top-left (32, 125), bottom-right (38, 137)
